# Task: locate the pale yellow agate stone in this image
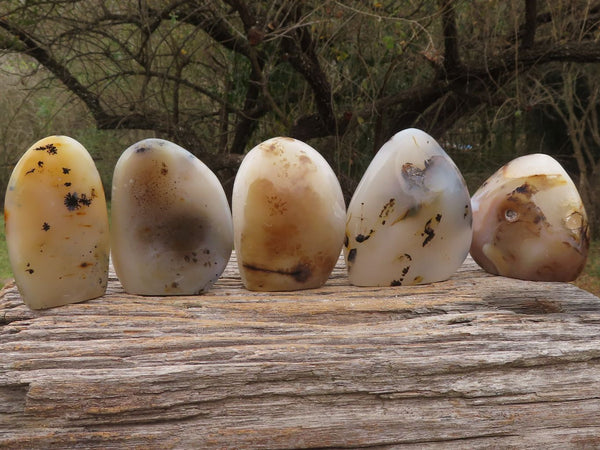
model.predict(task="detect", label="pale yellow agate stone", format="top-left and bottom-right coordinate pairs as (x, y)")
top-left (4, 136), bottom-right (109, 309)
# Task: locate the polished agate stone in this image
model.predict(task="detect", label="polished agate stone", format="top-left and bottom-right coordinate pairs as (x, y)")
top-left (4, 135), bottom-right (109, 309)
top-left (471, 153), bottom-right (589, 281)
top-left (344, 128), bottom-right (472, 286)
top-left (232, 137), bottom-right (345, 291)
top-left (111, 139), bottom-right (233, 295)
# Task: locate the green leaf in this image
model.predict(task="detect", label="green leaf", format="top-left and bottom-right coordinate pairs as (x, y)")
top-left (382, 35), bottom-right (395, 51)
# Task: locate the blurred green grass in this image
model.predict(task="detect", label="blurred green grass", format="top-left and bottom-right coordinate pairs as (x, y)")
top-left (0, 213), bottom-right (12, 286)
top-left (573, 240), bottom-right (600, 297)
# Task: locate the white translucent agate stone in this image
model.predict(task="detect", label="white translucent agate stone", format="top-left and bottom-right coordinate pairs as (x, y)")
top-left (344, 128), bottom-right (472, 286)
top-left (232, 137), bottom-right (345, 291)
top-left (471, 153), bottom-right (589, 281)
top-left (111, 139), bottom-right (233, 295)
top-left (4, 136), bottom-right (109, 309)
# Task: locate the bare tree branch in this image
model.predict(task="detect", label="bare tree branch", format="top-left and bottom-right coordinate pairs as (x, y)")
top-left (0, 17), bottom-right (107, 124)
top-left (522, 0), bottom-right (537, 49)
top-left (3, 0), bottom-right (600, 184)
top-left (281, 2), bottom-right (336, 136)
top-left (439, 0), bottom-right (462, 76)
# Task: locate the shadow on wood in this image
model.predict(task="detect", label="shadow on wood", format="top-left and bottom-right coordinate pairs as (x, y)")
top-left (1, 254), bottom-right (600, 448)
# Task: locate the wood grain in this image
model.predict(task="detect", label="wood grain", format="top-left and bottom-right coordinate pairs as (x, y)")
top-left (1, 253), bottom-right (600, 448)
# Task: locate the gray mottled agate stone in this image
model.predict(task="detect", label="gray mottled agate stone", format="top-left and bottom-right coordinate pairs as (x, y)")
top-left (344, 128), bottom-right (472, 287)
top-left (111, 138), bottom-right (233, 295)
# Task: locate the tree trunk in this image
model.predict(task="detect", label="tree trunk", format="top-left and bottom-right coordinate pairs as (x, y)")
top-left (1, 254), bottom-right (600, 448)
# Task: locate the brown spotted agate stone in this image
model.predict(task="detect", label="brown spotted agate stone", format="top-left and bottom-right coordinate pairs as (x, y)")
top-left (232, 137), bottom-right (345, 291)
top-left (471, 153), bottom-right (589, 281)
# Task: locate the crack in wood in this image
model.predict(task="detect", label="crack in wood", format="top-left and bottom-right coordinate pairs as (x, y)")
top-left (1, 254), bottom-right (599, 446)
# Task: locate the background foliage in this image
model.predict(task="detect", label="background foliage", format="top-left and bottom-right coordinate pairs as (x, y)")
top-left (1, 0), bottom-right (600, 228)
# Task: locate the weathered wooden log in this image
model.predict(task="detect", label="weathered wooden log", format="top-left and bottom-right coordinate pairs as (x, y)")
top-left (1, 253), bottom-right (600, 448)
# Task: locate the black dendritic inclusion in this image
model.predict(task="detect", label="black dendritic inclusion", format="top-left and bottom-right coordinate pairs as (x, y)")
top-left (347, 248), bottom-right (357, 263)
top-left (64, 192), bottom-right (80, 210)
top-left (242, 262), bottom-right (312, 283)
top-left (514, 182), bottom-right (537, 197)
top-left (64, 192), bottom-right (93, 210)
top-left (421, 222), bottom-right (435, 246)
top-left (355, 229), bottom-right (374, 243)
top-left (390, 265), bottom-right (411, 286)
top-left (184, 252), bottom-right (199, 264)
top-left (421, 214), bottom-right (442, 247)
top-left (78, 193), bottom-right (92, 207)
top-left (42, 222), bottom-right (50, 231)
top-left (34, 143), bottom-right (58, 155)
top-left (379, 198), bottom-right (395, 221)
top-left (62, 167), bottom-right (71, 174)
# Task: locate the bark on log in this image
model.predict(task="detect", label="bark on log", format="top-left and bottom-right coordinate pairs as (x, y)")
top-left (1, 253), bottom-right (600, 448)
